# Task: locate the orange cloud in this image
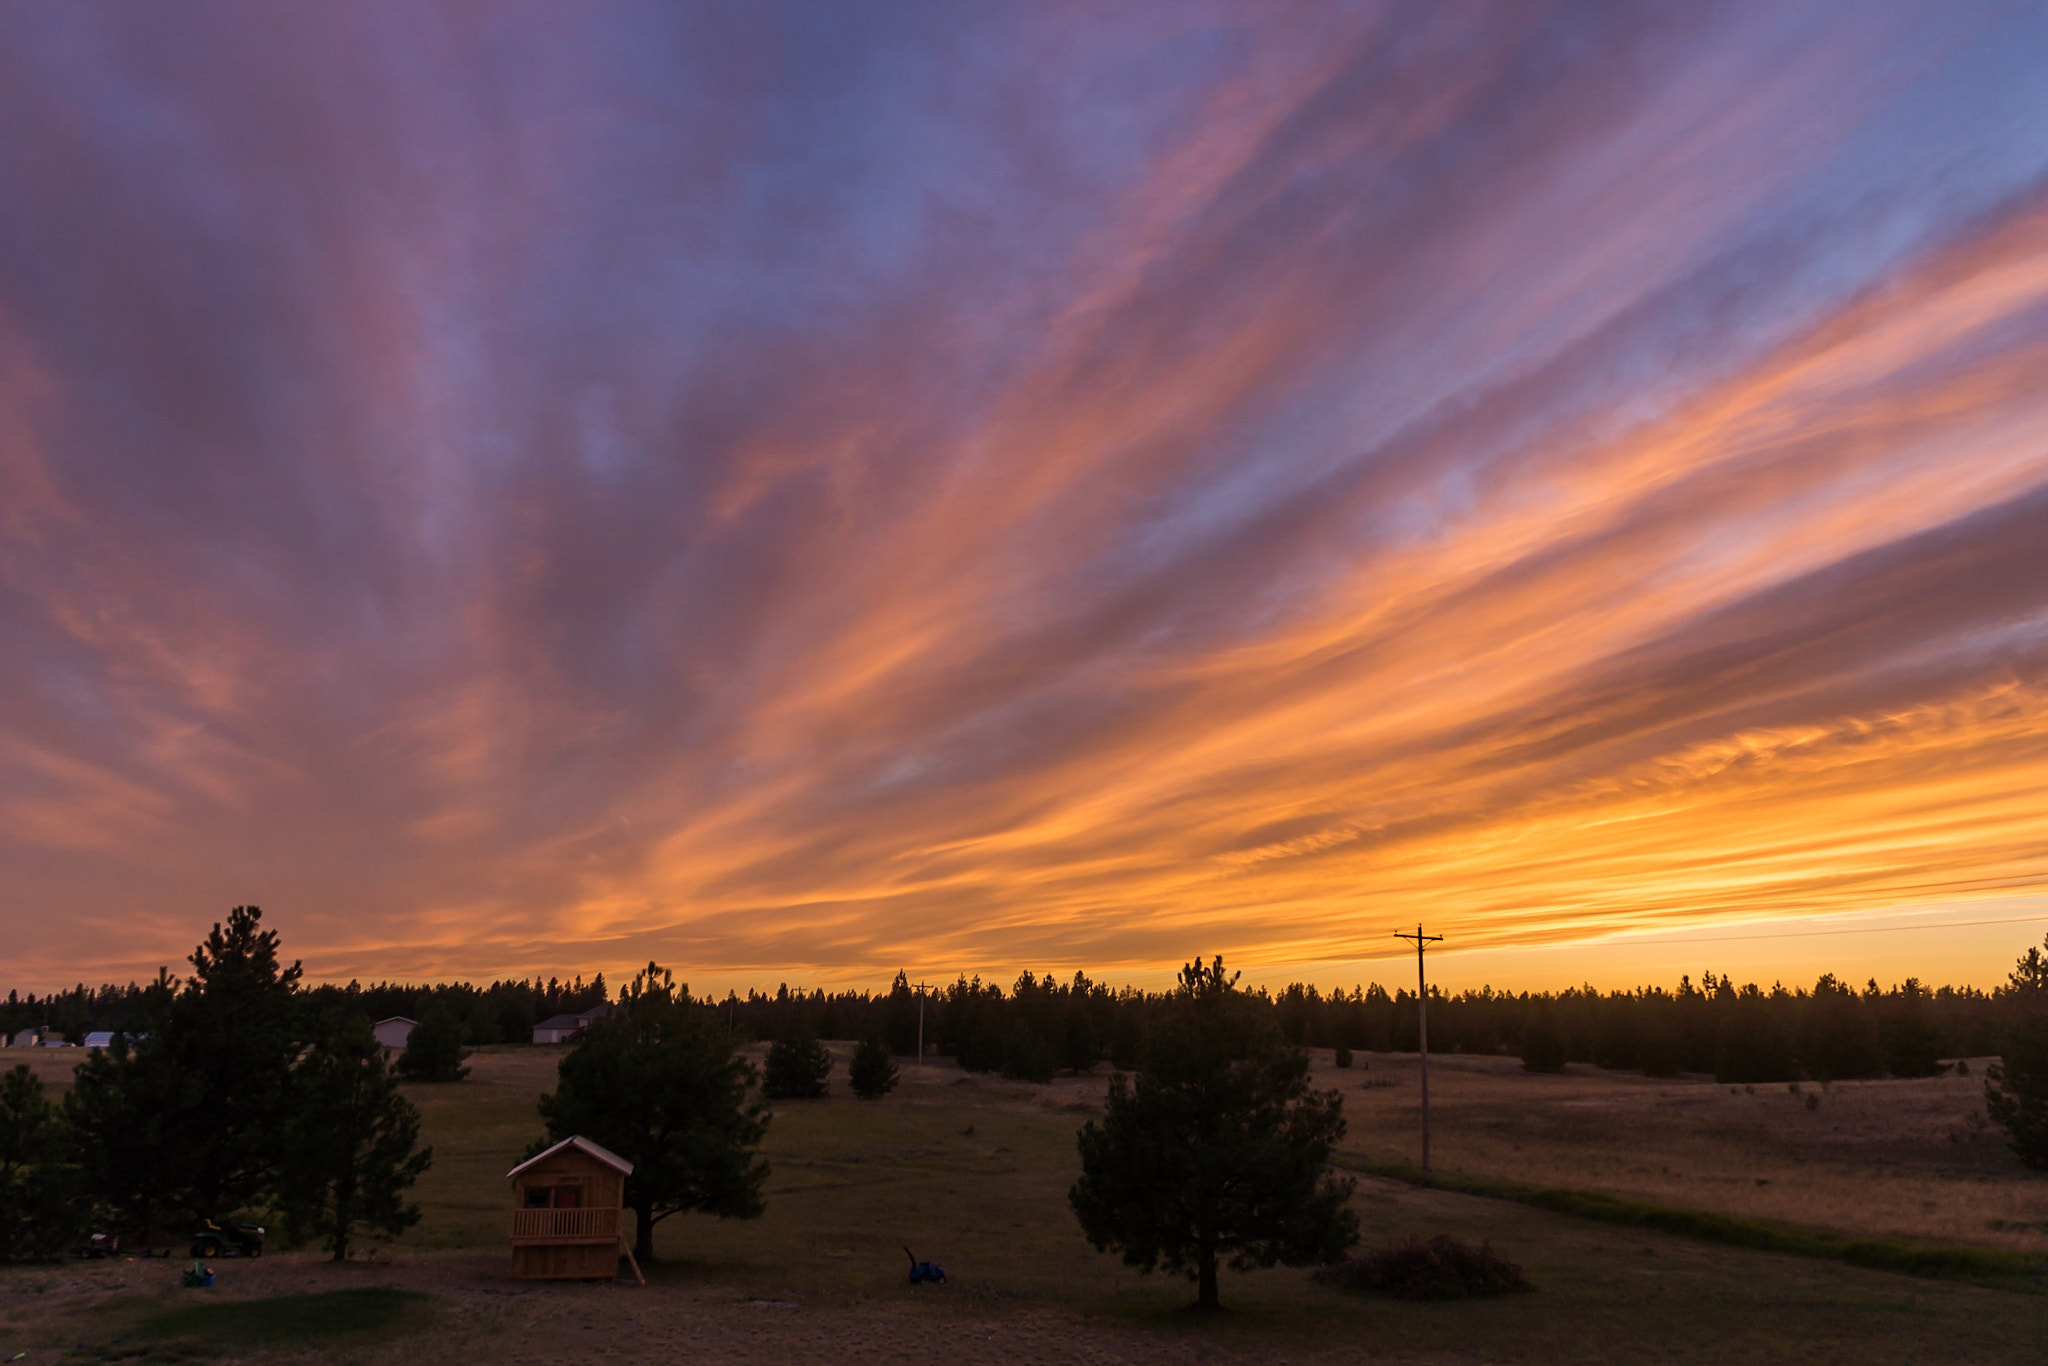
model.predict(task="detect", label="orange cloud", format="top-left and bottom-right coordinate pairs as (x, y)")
top-left (2, 4), bottom-right (2046, 992)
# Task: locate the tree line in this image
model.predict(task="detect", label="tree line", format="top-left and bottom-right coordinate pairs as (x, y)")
top-left (6, 961), bottom-right (2028, 1087)
top-left (717, 968), bottom-right (2008, 1085)
top-left (3, 973), bottom-right (607, 1049)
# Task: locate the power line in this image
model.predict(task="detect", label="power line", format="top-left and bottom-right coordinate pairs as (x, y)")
top-left (1345, 911), bottom-right (2044, 960)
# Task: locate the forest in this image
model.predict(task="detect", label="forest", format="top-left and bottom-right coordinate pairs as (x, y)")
top-left (4, 960), bottom-right (2019, 1085)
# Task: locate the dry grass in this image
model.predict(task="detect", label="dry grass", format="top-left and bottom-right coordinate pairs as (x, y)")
top-left (1320, 1050), bottom-right (2048, 1252)
top-left (4, 1043), bottom-right (2046, 1364)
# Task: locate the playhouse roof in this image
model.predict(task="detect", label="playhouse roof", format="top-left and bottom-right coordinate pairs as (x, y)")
top-left (506, 1135), bottom-right (635, 1181)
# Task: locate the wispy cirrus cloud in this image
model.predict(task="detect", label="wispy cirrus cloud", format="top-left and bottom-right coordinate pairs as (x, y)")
top-left (2, 2), bottom-right (2046, 989)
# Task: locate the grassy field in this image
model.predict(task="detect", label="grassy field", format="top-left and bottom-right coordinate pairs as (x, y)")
top-left (4, 1044), bottom-right (2046, 1364)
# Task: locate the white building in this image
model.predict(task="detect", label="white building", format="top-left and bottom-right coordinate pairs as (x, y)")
top-left (373, 1017), bottom-right (419, 1051)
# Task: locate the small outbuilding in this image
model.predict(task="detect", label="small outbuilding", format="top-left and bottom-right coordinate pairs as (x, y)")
top-left (507, 1135), bottom-right (638, 1281)
top-left (373, 1017), bottom-right (418, 1051)
top-left (82, 1031), bottom-right (117, 1050)
top-left (531, 1006), bottom-right (613, 1045)
top-left (8, 1027), bottom-right (47, 1048)
top-left (531, 1013), bottom-right (585, 1045)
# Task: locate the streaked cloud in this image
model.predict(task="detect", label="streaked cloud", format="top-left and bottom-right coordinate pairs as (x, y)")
top-left (2, 2), bottom-right (2046, 988)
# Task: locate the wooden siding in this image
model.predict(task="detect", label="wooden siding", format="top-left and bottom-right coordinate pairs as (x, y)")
top-left (511, 1240), bottom-right (622, 1280)
top-left (509, 1141), bottom-right (630, 1279)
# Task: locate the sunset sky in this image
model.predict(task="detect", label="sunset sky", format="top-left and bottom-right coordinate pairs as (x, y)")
top-left (4, 3), bottom-right (2048, 996)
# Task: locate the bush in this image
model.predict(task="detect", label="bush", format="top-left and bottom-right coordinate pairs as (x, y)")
top-left (395, 1007), bottom-right (469, 1083)
top-left (1314, 1235), bottom-right (1532, 1300)
top-left (848, 1037), bottom-right (899, 1099)
top-left (763, 1032), bottom-right (832, 1099)
top-left (1520, 1016), bottom-right (1566, 1073)
top-left (1715, 1004), bottom-right (1798, 1083)
top-left (1333, 1046), bottom-right (1353, 1069)
top-left (1986, 937), bottom-right (2048, 1169)
top-left (1000, 1022), bottom-right (1057, 1083)
top-left (955, 1021), bottom-right (1005, 1074)
top-left (0, 1065), bottom-right (86, 1260)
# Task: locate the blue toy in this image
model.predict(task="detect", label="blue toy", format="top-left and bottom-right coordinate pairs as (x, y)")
top-left (903, 1246), bottom-right (946, 1284)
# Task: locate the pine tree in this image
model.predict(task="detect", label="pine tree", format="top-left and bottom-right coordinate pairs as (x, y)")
top-left (283, 1013), bottom-right (432, 1260)
top-left (67, 908), bottom-right (301, 1232)
top-left (396, 1005), bottom-right (470, 1083)
top-left (763, 1031), bottom-right (832, 1099)
top-left (538, 963), bottom-right (769, 1263)
top-left (1986, 936), bottom-right (2048, 1170)
top-left (0, 1065), bottom-right (85, 1260)
top-left (848, 1037), bottom-right (899, 1099)
top-left (64, 972), bottom-right (183, 1243)
top-left (1070, 956), bottom-right (1357, 1310)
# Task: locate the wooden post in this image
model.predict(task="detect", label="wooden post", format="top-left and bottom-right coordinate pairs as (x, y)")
top-left (914, 980), bottom-right (932, 1066)
top-left (1393, 925), bottom-right (1443, 1171)
top-left (618, 1235), bottom-right (645, 1285)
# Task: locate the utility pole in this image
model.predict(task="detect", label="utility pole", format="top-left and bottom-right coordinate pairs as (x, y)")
top-left (914, 981), bottom-right (932, 1067)
top-left (1393, 924), bottom-right (1444, 1171)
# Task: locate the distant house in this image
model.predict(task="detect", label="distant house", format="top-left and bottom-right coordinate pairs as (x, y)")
top-left (373, 1017), bottom-right (419, 1051)
top-left (532, 1006), bottom-right (614, 1046)
top-left (9, 1026), bottom-right (47, 1048)
top-left (83, 1031), bottom-right (118, 1050)
top-left (532, 1014), bottom-right (586, 1045)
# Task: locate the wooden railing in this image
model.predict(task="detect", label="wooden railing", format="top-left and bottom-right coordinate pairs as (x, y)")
top-left (511, 1207), bottom-right (620, 1244)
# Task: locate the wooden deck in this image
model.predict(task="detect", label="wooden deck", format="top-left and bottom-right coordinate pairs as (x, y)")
top-left (511, 1206), bottom-right (621, 1245)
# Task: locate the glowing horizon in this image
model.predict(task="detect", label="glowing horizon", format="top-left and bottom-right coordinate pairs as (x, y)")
top-left (3, 4), bottom-right (2047, 994)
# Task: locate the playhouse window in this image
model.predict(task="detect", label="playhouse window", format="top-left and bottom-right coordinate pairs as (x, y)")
top-left (523, 1186), bottom-right (550, 1208)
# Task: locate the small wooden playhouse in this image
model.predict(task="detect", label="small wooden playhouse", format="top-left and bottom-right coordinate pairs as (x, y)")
top-left (507, 1136), bottom-right (639, 1281)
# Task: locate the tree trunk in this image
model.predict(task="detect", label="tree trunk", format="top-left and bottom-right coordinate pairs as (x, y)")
top-left (634, 1198), bottom-right (656, 1263)
top-left (1196, 1249), bottom-right (1220, 1311)
top-left (331, 1082), bottom-right (359, 1262)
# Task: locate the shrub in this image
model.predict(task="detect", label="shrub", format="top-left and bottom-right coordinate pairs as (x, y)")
top-left (395, 1007), bottom-right (469, 1083)
top-left (955, 1021), bottom-right (1005, 1074)
top-left (1333, 1046), bottom-right (1353, 1069)
top-left (1000, 1022), bottom-right (1057, 1083)
top-left (1986, 937), bottom-right (2048, 1169)
top-left (0, 1065), bottom-right (86, 1260)
top-left (1314, 1235), bottom-right (1532, 1300)
top-left (848, 1037), bottom-right (899, 1099)
top-left (1520, 1016), bottom-right (1567, 1073)
top-left (763, 1032), bottom-right (832, 1100)
top-left (1715, 1004), bottom-right (1798, 1084)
